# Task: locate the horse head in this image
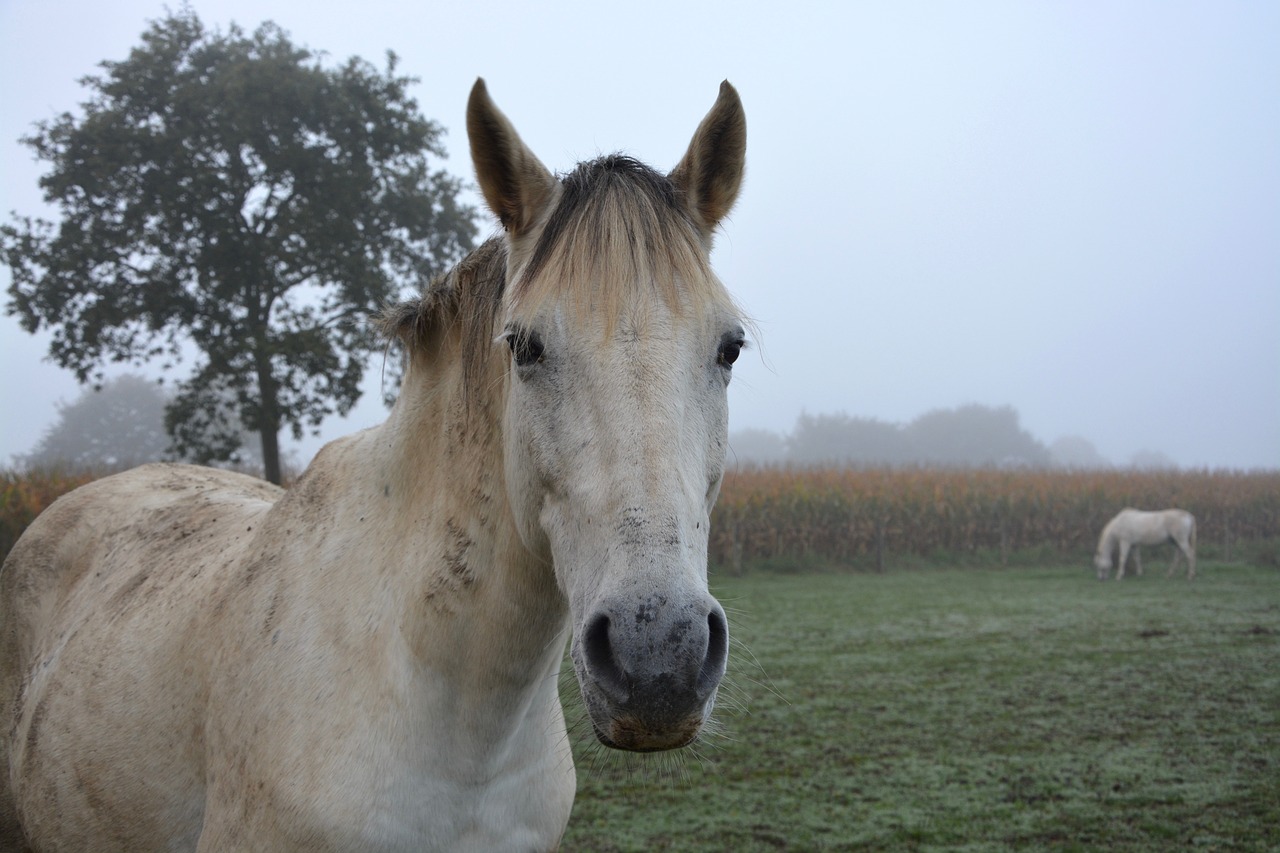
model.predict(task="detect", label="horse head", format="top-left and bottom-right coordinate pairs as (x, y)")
top-left (467, 79), bottom-right (746, 751)
top-left (1093, 551), bottom-right (1112, 581)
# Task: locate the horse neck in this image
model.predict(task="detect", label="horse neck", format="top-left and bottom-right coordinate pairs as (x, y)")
top-left (294, 342), bottom-right (566, 678)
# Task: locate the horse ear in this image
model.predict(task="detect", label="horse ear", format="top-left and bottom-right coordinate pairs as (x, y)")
top-left (670, 81), bottom-right (747, 237)
top-left (467, 79), bottom-right (557, 236)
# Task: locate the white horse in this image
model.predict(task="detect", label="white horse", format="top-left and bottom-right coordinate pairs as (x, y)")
top-left (1093, 508), bottom-right (1197, 581)
top-left (0, 78), bottom-right (747, 852)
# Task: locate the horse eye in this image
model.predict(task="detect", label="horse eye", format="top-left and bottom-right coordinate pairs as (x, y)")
top-left (508, 329), bottom-right (544, 367)
top-left (717, 339), bottom-right (743, 368)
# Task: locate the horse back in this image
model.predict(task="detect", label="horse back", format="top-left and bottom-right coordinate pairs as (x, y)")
top-left (1108, 507), bottom-right (1195, 548)
top-left (0, 463), bottom-right (281, 850)
top-left (1, 463), bottom-right (281, 671)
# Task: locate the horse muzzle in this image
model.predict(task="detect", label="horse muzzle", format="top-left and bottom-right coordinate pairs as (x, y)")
top-left (571, 595), bottom-right (729, 752)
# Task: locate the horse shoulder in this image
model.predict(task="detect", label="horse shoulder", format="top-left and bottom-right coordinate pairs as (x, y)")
top-left (1, 463), bottom-right (281, 850)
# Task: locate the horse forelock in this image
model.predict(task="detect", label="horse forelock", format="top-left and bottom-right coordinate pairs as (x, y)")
top-left (376, 157), bottom-right (741, 415)
top-left (508, 154), bottom-right (737, 329)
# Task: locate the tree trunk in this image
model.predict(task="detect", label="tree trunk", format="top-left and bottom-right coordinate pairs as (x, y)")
top-left (260, 426), bottom-right (282, 486)
top-left (252, 331), bottom-right (283, 485)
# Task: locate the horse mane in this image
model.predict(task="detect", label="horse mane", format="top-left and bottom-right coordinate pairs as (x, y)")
top-left (378, 236), bottom-right (507, 400)
top-left (1097, 511), bottom-right (1126, 552)
top-left (509, 154), bottom-right (738, 329)
top-left (1096, 524), bottom-right (1115, 555)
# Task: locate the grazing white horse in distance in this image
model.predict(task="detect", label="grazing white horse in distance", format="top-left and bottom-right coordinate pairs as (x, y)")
top-left (0, 78), bottom-right (748, 852)
top-left (1094, 508), bottom-right (1197, 581)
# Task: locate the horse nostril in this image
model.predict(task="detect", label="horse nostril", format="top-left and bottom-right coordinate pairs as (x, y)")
top-left (698, 607), bottom-right (729, 693)
top-left (582, 613), bottom-right (628, 702)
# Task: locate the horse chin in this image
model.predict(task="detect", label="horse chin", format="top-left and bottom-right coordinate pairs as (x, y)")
top-left (586, 710), bottom-right (706, 753)
top-left (574, 671), bottom-right (715, 752)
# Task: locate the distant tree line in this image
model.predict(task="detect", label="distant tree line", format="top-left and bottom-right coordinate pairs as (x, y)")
top-left (729, 404), bottom-right (1175, 470)
top-left (14, 374), bottom-right (273, 475)
top-left (19, 390), bottom-right (1176, 477)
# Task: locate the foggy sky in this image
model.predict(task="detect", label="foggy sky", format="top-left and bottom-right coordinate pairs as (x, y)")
top-left (2, 0), bottom-right (1277, 470)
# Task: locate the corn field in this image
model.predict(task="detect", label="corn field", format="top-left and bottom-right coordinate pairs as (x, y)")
top-left (0, 467), bottom-right (100, 563)
top-left (709, 466), bottom-right (1280, 572)
top-left (5, 466), bottom-right (1279, 574)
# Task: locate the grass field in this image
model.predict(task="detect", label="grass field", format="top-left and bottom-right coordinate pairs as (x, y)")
top-left (558, 562), bottom-right (1280, 852)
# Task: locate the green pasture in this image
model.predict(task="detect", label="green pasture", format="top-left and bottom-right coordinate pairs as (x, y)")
top-left (559, 562), bottom-right (1280, 852)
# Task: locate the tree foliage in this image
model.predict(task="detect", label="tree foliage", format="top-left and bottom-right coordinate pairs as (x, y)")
top-left (2, 9), bottom-right (477, 482)
top-left (17, 374), bottom-right (171, 470)
top-left (1049, 435), bottom-right (1111, 469)
top-left (902, 404), bottom-right (1050, 468)
top-left (732, 404), bottom-right (1055, 468)
top-left (787, 412), bottom-right (912, 467)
